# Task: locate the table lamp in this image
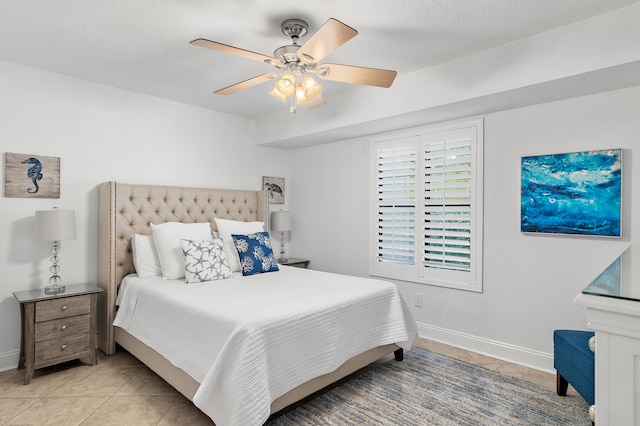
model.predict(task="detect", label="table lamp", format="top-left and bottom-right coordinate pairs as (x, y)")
top-left (35, 208), bottom-right (77, 294)
top-left (270, 211), bottom-right (291, 263)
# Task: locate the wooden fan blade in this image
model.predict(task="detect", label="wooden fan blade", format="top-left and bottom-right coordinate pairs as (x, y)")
top-left (214, 73), bottom-right (276, 95)
top-left (316, 63), bottom-right (397, 88)
top-left (297, 19), bottom-right (357, 64)
top-left (306, 94), bottom-right (327, 110)
top-left (190, 38), bottom-right (280, 65)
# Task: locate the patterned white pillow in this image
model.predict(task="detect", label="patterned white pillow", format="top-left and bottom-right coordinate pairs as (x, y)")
top-left (181, 238), bottom-right (232, 283)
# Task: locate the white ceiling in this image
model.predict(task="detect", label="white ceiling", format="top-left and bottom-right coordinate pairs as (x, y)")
top-left (0, 0), bottom-right (637, 120)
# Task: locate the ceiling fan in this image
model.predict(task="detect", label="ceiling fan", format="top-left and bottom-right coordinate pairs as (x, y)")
top-left (190, 18), bottom-right (397, 113)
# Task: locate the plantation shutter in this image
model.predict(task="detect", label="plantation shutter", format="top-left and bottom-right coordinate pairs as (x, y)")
top-left (422, 134), bottom-right (473, 272)
top-left (374, 139), bottom-right (418, 268)
top-left (370, 120), bottom-right (482, 292)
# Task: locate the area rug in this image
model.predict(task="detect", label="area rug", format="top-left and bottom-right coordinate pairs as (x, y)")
top-left (267, 347), bottom-right (591, 425)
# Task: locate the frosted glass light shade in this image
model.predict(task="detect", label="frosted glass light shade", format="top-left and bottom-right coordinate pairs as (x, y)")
top-left (276, 72), bottom-right (296, 96)
top-left (269, 86), bottom-right (286, 102)
top-left (295, 85), bottom-right (310, 104)
top-left (301, 75), bottom-right (322, 99)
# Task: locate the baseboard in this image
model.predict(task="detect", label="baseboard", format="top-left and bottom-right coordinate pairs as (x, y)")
top-left (417, 322), bottom-right (555, 374)
top-left (1, 326), bottom-right (554, 374)
top-left (0, 349), bottom-right (19, 372)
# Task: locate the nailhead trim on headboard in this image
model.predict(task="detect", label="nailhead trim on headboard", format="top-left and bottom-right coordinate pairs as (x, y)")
top-left (97, 182), bottom-right (268, 354)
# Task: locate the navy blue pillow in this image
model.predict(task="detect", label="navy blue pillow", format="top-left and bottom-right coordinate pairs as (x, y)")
top-left (231, 231), bottom-right (280, 276)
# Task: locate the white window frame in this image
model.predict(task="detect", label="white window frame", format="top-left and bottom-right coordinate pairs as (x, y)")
top-left (369, 119), bottom-right (484, 292)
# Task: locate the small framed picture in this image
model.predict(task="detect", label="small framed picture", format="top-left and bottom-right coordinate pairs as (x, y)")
top-left (263, 176), bottom-right (284, 204)
top-left (5, 152), bottom-right (60, 198)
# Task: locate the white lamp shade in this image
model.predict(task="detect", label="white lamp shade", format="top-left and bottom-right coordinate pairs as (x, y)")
top-left (35, 209), bottom-right (77, 241)
top-left (271, 211), bottom-right (292, 232)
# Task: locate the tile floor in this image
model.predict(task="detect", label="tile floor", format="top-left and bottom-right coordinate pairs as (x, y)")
top-left (0, 338), bottom-right (577, 425)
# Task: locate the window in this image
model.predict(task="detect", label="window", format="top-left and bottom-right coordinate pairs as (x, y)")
top-left (370, 120), bottom-right (483, 292)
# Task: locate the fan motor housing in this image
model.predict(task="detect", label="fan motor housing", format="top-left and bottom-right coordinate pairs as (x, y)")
top-left (281, 19), bottom-right (308, 39)
top-left (273, 44), bottom-right (300, 64)
top-left (275, 19), bottom-right (309, 64)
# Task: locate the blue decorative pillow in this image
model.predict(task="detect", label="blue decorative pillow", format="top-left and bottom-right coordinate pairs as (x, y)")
top-left (231, 232), bottom-right (279, 276)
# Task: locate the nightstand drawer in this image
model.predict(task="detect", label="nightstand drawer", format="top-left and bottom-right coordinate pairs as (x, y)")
top-left (35, 314), bottom-right (90, 342)
top-left (35, 295), bottom-right (90, 322)
top-left (35, 333), bottom-right (90, 364)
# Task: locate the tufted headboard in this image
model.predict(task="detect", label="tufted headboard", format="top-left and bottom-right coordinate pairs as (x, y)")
top-left (97, 182), bottom-right (268, 355)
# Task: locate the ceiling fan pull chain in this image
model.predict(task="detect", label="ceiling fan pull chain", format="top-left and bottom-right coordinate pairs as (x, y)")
top-left (290, 95), bottom-right (297, 114)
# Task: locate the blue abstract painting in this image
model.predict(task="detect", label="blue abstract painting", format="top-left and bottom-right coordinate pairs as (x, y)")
top-left (521, 149), bottom-right (621, 237)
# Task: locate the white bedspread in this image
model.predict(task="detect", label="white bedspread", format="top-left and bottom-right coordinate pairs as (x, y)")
top-left (113, 266), bottom-right (416, 426)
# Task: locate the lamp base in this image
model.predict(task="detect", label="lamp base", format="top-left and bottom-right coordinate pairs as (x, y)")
top-left (45, 285), bottom-right (65, 295)
top-left (278, 233), bottom-right (288, 264)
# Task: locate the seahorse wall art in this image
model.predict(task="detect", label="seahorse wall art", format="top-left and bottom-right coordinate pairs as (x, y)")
top-left (22, 157), bottom-right (43, 194)
top-left (4, 152), bottom-right (61, 198)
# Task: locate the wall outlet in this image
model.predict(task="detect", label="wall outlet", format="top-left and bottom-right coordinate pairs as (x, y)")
top-left (414, 293), bottom-right (423, 308)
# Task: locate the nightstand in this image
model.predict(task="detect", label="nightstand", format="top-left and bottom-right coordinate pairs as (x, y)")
top-left (13, 283), bottom-right (103, 384)
top-left (278, 258), bottom-right (310, 268)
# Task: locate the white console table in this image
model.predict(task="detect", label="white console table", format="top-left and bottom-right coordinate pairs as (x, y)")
top-left (574, 246), bottom-right (640, 426)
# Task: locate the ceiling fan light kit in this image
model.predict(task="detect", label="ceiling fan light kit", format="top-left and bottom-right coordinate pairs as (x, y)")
top-left (190, 18), bottom-right (397, 113)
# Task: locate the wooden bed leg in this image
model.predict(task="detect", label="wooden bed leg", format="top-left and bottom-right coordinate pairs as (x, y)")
top-left (394, 348), bottom-right (404, 361)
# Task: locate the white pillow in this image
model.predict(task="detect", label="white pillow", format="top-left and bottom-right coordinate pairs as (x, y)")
top-left (181, 238), bottom-right (232, 283)
top-left (214, 218), bottom-right (264, 272)
top-left (151, 222), bottom-right (212, 279)
top-left (131, 234), bottom-right (162, 278)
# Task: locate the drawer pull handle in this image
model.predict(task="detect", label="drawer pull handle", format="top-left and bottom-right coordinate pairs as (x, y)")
top-left (61, 325), bottom-right (67, 331)
top-left (61, 344), bottom-right (67, 350)
top-left (61, 305), bottom-right (68, 311)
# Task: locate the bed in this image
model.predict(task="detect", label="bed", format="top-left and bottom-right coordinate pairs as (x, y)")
top-left (97, 181), bottom-right (416, 425)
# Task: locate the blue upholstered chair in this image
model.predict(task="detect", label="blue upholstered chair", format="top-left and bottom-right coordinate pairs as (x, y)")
top-left (553, 329), bottom-right (595, 406)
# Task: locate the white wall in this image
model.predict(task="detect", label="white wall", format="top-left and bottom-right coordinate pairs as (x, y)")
top-left (290, 85), bottom-right (639, 371)
top-left (0, 60), bottom-right (290, 370)
top-left (3, 8), bottom-right (639, 375)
